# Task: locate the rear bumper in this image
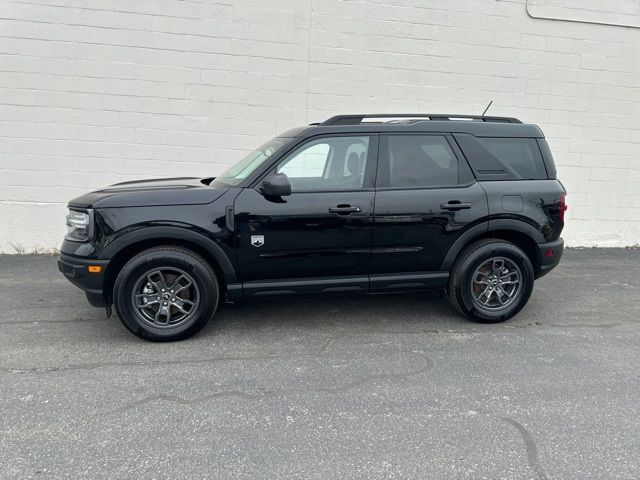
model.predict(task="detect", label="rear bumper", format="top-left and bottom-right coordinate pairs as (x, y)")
top-left (58, 254), bottom-right (110, 307)
top-left (536, 237), bottom-right (564, 278)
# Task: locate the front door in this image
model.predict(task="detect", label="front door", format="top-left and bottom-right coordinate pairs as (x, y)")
top-left (234, 134), bottom-right (378, 294)
top-left (371, 133), bottom-right (488, 290)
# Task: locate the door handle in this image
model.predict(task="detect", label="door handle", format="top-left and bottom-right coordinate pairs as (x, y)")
top-left (329, 204), bottom-right (362, 215)
top-left (440, 201), bottom-right (471, 211)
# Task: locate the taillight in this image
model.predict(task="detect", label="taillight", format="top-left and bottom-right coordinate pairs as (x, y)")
top-left (559, 193), bottom-right (567, 223)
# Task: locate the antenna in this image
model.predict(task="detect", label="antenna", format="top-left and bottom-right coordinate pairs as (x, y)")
top-left (481, 100), bottom-right (493, 116)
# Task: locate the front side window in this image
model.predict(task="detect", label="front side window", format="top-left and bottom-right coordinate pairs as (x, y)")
top-left (279, 143), bottom-right (330, 178)
top-left (386, 135), bottom-right (462, 188)
top-left (277, 136), bottom-right (370, 191)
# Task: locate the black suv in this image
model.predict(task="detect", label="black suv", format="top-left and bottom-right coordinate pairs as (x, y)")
top-left (58, 114), bottom-right (566, 341)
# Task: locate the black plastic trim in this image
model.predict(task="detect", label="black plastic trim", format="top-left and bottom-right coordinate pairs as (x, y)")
top-left (243, 275), bottom-right (369, 296)
top-left (369, 272), bottom-right (449, 291)
top-left (439, 222), bottom-right (490, 270)
top-left (487, 219), bottom-right (546, 243)
top-left (58, 254), bottom-right (109, 305)
top-left (536, 237), bottom-right (564, 278)
top-left (242, 271), bottom-right (452, 297)
top-left (225, 205), bottom-right (235, 232)
top-left (98, 226), bottom-right (239, 285)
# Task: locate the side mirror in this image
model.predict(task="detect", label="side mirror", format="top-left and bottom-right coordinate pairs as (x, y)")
top-left (262, 173), bottom-right (291, 197)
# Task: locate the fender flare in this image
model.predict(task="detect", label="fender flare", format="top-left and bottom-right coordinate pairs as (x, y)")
top-left (98, 226), bottom-right (239, 286)
top-left (440, 219), bottom-right (543, 270)
top-left (487, 218), bottom-right (545, 243)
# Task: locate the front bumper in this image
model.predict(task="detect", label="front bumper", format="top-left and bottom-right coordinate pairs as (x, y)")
top-left (58, 253), bottom-right (110, 307)
top-left (536, 237), bottom-right (564, 278)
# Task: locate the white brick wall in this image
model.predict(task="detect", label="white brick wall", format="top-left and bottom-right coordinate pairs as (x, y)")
top-left (0, 0), bottom-right (639, 252)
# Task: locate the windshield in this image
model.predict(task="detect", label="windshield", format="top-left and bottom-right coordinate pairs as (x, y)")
top-left (211, 137), bottom-right (290, 187)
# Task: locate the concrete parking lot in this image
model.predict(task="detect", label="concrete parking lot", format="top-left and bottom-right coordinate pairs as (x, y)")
top-left (0, 249), bottom-right (638, 479)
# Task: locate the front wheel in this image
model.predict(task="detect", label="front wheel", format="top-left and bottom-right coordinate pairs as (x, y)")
top-left (113, 246), bottom-right (219, 341)
top-left (448, 239), bottom-right (534, 323)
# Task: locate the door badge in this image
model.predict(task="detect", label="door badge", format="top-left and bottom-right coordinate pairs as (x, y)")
top-left (251, 235), bottom-right (264, 247)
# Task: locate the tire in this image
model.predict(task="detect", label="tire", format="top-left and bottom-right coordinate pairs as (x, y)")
top-left (113, 246), bottom-right (219, 341)
top-left (448, 239), bottom-right (534, 323)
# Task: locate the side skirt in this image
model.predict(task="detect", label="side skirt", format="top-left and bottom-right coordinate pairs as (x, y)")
top-left (370, 272), bottom-right (449, 292)
top-left (241, 272), bottom-right (449, 298)
top-left (243, 275), bottom-right (368, 297)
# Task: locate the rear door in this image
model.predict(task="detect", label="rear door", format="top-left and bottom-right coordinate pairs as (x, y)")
top-left (234, 134), bottom-right (378, 292)
top-left (370, 133), bottom-right (487, 290)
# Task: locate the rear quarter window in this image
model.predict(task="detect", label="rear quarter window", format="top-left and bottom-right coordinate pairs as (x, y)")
top-left (479, 138), bottom-right (547, 180)
top-left (454, 134), bottom-right (548, 181)
top-left (536, 138), bottom-right (557, 179)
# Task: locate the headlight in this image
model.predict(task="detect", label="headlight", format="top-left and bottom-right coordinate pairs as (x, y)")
top-left (66, 210), bottom-right (91, 241)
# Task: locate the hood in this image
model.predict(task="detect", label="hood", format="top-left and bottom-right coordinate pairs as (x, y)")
top-left (68, 177), bottom-right (227, 209)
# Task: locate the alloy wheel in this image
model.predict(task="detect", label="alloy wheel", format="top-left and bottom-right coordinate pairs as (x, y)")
top-left (470, 257), bottom-right (522, 311)
top-left (131, 267), bottom-right (200, 328)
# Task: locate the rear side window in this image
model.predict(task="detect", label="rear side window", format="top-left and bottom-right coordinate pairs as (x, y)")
top-left (479, 138), bottom-right (547, 179)
top-left (384, 135), bottom-right (472, 188)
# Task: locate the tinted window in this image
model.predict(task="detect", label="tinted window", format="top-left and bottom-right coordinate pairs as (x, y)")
top-left (277, 136), bottom-right (369, 191)
top-left (387, 135), bottom-right (460, 187)
top-left (478, 138), bottom-right (547, 179)
top-left (212, 137), bottom-right (289, 187)
top-left (536, 138), bottom-right (557, 179)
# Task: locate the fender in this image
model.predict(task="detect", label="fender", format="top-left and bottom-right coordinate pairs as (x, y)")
top-left (98, 226), bottom-right (239, 286)
top-left (439, 218), bottom-right (544, 270)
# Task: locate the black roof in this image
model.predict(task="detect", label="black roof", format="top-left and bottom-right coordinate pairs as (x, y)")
top-left (286, 114), bottom-right (544, 139)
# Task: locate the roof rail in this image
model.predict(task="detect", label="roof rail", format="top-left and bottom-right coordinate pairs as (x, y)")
top-left (320, 113), bottom-right (522, 125)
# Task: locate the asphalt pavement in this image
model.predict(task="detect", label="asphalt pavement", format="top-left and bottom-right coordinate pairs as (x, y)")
top-left (0, 249), bottom-right (638, 479)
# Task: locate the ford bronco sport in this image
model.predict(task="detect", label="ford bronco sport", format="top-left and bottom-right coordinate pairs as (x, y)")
top-left (58, 114), bottom-right (566, 341)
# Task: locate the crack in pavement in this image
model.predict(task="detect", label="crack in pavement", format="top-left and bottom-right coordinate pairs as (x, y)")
top-left (454, 401), bottom-right (551, 480)
top-left (1, 317), bottom-right (105, 325)
top-left (103, 351), bottom-right (433, 416)
top-left (2, 352), bottom-right (323, 374)
top-left (0, 325), bottom-right (476, 375)
top-left (502, 417), bottom-right (549, 480)
top-left (1, 346), bottom-right (430, 376)
top-left (2, 320), bottom-right (627, 375)
top-left (547, 322), bottom-right (623, 329)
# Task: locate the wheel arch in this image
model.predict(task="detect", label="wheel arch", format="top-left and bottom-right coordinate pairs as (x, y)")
top-left (441, 220), bottom-right (542, 273)
top-left (100, 227), bottom-right (240, 304)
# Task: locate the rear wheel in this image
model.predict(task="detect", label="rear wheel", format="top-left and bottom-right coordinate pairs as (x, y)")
top-left (448, 239), bottom-right (534, 323)
top-left (113, 246), bottom-right (219, 341)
